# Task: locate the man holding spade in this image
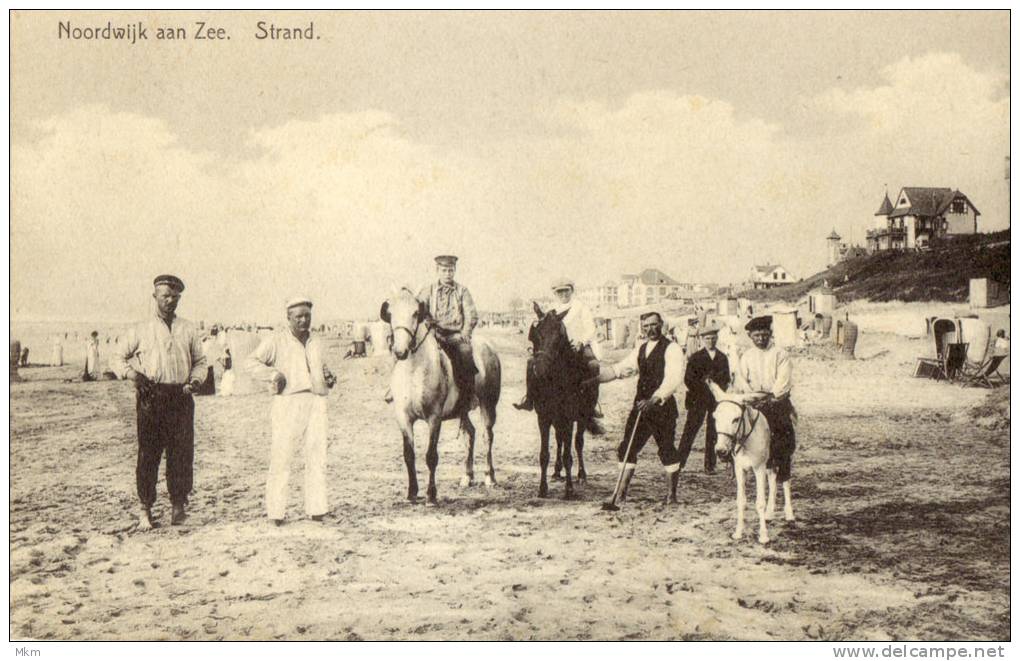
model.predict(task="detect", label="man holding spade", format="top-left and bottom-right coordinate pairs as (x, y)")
top-left (597, 311), bottom-right (685, 509)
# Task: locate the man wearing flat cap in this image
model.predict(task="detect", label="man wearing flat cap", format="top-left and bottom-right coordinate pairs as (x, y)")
top-left (111, 275), bottom-right (208, 529)
top-left (515, 278), bottom-right (602, 428)
top-left (733, 315), bottom-right (796, 484)
top-left (246, 297), bottom-right (336, 526)
top-left (676, 321), bottom-right (731, 475)
top-left (416, 255), bottom-right (479, 406)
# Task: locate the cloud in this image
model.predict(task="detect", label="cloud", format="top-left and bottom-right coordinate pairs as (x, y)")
top-left (807, 51), bottom-right (1009, 241)
top-left (11, 51), bottom-right (1009, 323)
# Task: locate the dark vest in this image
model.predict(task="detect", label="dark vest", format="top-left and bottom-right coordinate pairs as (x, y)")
top-left (637, 338), bottom-right (676, 409)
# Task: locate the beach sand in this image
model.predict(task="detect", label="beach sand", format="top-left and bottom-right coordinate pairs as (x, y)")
top-left (10, 324), bottom-right (1009, 640)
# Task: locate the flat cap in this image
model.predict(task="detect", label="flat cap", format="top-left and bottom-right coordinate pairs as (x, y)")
top-left (153, 274), bottom-right (185, 292)
top-left (550, 277), bottom-right (575, 291)
top-left (699, 322), bottom-right (721, 336)
top-left (435, 255), bottom-right (458, 266)
top-left (744, 315), bottom-right (773, 332)
top-left (285, 296), bottom-right (313, 310)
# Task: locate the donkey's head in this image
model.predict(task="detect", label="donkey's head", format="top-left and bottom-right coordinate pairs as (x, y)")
top-left (707, 380), bottom-right (746, 458)
top-left (530, 302), bottom-right (570, 380)
top-left (380, 288), bottom-right (428, 361)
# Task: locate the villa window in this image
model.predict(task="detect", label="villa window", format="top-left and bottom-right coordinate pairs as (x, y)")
top-left (952, 199), bottom-right (966, 214)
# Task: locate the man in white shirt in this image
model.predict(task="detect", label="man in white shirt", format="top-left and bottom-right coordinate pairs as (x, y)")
top-left (246, 297), bottom-right (337, 526)
top-left (598, 312), bottom-right (685, 505)
top-left (732, 315), bottom-right (796, 483)
top-left (515, 278), bottom-right (601, 415)
top-left (111, 275), bottom-right (208, 529)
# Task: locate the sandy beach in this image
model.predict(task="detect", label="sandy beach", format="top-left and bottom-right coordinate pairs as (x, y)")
top-left (9, 322), bottom-right (1009, 641)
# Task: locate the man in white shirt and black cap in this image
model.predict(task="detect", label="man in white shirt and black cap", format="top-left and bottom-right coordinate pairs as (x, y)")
top-left (246, 297), bottom-right (337, 526)
top-left (733, 315), bottom-right (796, 484)
top-left (597, 311), bottom-right (685, 505)
top-left (111, 274), bottom-right (208, 529)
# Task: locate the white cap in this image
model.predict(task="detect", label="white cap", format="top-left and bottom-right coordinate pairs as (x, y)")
top-left (285, 296), bottom-right (313, 310)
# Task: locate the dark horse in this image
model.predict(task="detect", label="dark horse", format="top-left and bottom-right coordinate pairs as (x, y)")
top-left (527, 302), bottom-right (599, 499)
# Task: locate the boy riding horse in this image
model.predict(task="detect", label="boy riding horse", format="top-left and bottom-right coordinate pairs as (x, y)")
top-left (417, 255), bottom-right (479, 406)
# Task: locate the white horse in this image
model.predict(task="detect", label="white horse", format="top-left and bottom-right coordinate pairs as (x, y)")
top-left (708, 381), bottom-right (794, 544)
top-left (381, 288), bottom-right (501, 505)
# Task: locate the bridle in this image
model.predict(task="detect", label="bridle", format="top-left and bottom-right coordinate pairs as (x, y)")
top-left (391, 315), bottom-right (433, 356)
top-left (715, 400), bottom-right (761, 458)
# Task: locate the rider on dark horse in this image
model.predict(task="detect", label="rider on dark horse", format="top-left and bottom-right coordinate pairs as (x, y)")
top-left (515, 278), bottom-right (603, 431)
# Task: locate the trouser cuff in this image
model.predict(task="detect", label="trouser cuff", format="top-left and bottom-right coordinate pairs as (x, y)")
top-left (664, 463), bottom-right (681, 474)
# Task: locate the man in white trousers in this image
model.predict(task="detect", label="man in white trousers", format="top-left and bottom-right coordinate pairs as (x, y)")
top-left (246, 297), bottom-right (336, 526)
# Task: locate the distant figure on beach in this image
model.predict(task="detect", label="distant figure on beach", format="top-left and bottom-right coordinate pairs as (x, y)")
top-left (50, 336), bottom-right (64, 367)
top-left (196, 327), bottom-right (220, 395)
top-left (19, 347), bottom-right (29, 367)
top-left (246, 297), bottom-right (335, 526)
top-left (994, 329), bottom-right (1010, 357)
top-left (111, 275), bottom-right (207, 530)
top-left (82, 331), bottom-right (101, 381)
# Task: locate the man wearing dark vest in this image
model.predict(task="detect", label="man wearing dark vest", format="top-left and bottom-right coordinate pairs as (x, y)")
top-left (598, 312), bottom-right (685, 505)
top-left (676, 322), bottom-right (730, 474)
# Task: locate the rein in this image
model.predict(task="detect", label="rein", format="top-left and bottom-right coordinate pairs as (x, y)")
top-left (391, 317), bottom-right (433, 356)
top-left (718, 401), bottom-right (761, 458)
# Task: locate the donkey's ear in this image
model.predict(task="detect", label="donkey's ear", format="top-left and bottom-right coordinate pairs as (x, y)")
top-left (556, 309), bottom-right (569, 321)
top-left (417, 300), bottom-right (428, 320)
top-left (380, 301), bottom-right (391, 323)
top-left (533, 301), bottom-right (544, 319)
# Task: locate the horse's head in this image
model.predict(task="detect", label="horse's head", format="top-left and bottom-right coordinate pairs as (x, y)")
top-left (530, 303), bottom-right (570, 380)
top-left (380, 288), bottom-right (428, 361)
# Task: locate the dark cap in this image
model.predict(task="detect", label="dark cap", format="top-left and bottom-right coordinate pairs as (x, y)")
top-left (639, 311), bottom-right (662, 322)
top-left (153, 274), bottom-right (185, 292)
top-left (745, 315), bottom-right (773, 332)
top-left (435, 255), bottom-right (458, 267)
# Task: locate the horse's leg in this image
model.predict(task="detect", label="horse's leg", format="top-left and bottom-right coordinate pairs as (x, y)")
top-left (766, 470), bottom-right (778, 520)
top-left (538, 415), bottom-right (550, 498)
top-left (480, 402), bottom-right (497, 487)
top-left (425, 418), bottom-right (441, 506)
top-left (574, 424), bottom-right (587, 484)
top-left (553, 431), bottom-right (564, 481)
top-left (557, 419), bottom-right (575, 500)
top-left (459, 414), bottom-right (476, 488)
top-left (755, 466), bottom-right (770, 544)
top-left (400, 420), bottom-right (418, 502)
top-left (783, 479), bottom-right (795, 521)
top-left (732, 464), bottom-right (746, 540)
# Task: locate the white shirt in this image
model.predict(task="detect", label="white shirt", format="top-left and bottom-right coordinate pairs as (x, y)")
top-left (552, 299), bottom-right (597, 347)
top-left (611, 338), bottom-right (685, 401)
top-left (734, 341), bottom-right (792, 399)
top-left (245, 329), bottom-right (329, 396)
top-left (111, 314), bottom-right (208, 384)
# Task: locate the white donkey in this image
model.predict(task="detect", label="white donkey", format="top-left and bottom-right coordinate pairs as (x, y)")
top-left (708, 381), bottom-right (794, 544)
top-left (381, 288), bottom-right (501, 505)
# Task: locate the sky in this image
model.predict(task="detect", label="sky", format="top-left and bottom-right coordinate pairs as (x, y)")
top-left (10, 10), bottom-right (1011, 323)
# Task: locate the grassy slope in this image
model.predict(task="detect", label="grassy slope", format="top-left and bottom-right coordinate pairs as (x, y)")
top-left (740, 230), bottom-right (1010, 304)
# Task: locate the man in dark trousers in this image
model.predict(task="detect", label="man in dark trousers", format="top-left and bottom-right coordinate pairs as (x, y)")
top-left (676, 322), bottom-right (730, 474)
top-left (111, 275), bottom-right (207, 530)
top-left (597, 312), bottom-right (685, 505)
